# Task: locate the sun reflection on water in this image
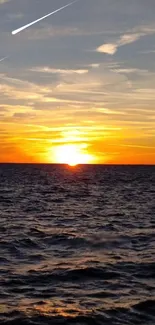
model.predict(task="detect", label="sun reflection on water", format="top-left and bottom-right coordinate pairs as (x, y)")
top-left (18, 299), bottom-right (92, 318)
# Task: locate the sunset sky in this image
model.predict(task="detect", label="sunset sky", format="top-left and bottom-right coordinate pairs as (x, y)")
top-left (0, 0), bottom-right (155, 164)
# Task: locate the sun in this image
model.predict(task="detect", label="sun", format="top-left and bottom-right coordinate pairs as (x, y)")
top-left (53, 144), bottom-right (93, 166)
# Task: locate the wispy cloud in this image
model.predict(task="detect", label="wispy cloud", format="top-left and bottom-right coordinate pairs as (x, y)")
top-left (112, 68), bottom-right (149, 74)
top-left (0, 56), bottom-right (9, 63)
top-left (88, 63), bottom-right (100, 68)
top-left (96, 23), bottom-right (155, 56)
top-left (96, 33), bottom-right (142, 55)
top-left (30, 67), bottom-right (88, 75)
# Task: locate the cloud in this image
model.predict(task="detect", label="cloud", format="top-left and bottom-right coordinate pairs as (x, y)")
top-left (96, 23), bottom-right (155, 56)
top-left (0, 105), bottom-right (8, 112)
top-left (112, 68), bottom-right (149, 74)
top-left (89, 63), bottom-right (100, 68)
top-left (119, 33), bottom-right (141, 46)
top-left (13, 112), bottom-right (36, 119)
top-left (30, 67), bottom-right (88, 75)
top-left (96, 32), bottom-right (143, 55)
top-left (97, 43), bottom-right (117, 55)
top-left (113, 68), bottom-right (138, 73)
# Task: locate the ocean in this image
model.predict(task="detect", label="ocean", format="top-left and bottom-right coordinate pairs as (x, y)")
top-left (0, 164), bottom-right (155, 325)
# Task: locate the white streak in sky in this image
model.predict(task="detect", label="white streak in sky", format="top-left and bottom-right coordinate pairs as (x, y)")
top-left (0, 56), bottom-right (9, 62)
top-left (12, 1), bottom-right (78, 35)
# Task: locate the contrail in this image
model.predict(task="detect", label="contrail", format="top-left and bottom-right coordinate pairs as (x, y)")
top-left (12, 0), bottom-right (78, 35)
top-left (0, 56), bottom-right (9, 63)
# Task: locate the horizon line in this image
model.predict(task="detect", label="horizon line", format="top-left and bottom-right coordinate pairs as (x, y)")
top-left (0, 163), bottom-right (155, 166)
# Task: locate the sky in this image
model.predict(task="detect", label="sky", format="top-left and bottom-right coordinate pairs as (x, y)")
top-left (0, 0), bottom-right (155, 164)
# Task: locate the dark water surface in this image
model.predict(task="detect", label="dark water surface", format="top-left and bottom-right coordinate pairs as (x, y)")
top-left (0, 164), bottom-right (155, 324)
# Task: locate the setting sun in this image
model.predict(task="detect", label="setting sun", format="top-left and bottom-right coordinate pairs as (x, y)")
top-left (52, 144), bottom-right (94, 166)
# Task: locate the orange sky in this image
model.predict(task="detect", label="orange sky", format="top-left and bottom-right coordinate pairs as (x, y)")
top-left (1, 119), bottom-right (155, 164)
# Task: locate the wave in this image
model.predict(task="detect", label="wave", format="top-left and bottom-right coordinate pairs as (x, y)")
top-left (1, 300), bottom-right (155, 325)
top-left (3, 267), bottom-right (120, 287)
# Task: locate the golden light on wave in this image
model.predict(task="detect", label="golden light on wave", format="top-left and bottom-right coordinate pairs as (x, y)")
top-left (53, 144), bottom-right (94, 166)
top-left (18, 298), bottom-right (92, 318)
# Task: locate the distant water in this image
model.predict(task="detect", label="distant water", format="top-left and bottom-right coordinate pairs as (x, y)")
top-left (0, 164), bottom-right (155, 325)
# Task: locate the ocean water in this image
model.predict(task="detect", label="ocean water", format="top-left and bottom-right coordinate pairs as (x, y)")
top-left (0, 164), bottom-right (155, 325)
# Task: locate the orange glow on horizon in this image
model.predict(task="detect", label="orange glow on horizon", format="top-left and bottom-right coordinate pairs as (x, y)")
top-left (0, 122), bottom-right (155, 164)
